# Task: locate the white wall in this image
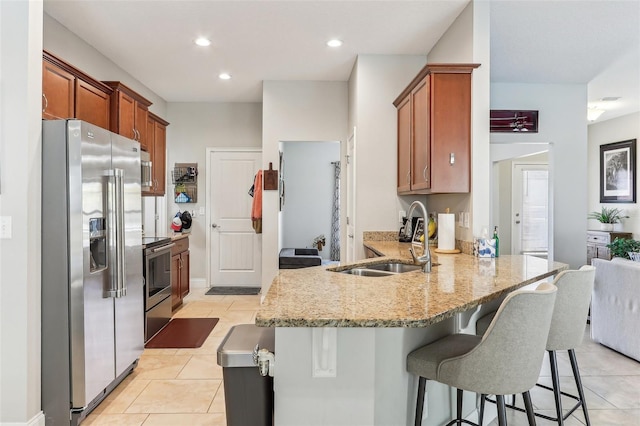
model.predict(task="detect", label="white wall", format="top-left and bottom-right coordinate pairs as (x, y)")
top-left (587, 112), bottom-right (640, 238)
top-left (491, 83), bottom-right (588, 268)
top-left (350, 55), bottom-right (427, 259)
top-left (0, 1), bottom-right (45, 425)
top-left (281, 142), bottom-right (340, 259)
top-left (262, 81), bottom-right (348, 292)
top-left (166, 102), bottom-right (262, 285)
top-left (426, 1), bottom-right (491, 244)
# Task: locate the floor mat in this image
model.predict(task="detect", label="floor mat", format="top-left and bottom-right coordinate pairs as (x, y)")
top-left (206, 286), bottom-right (261, 295)
top-left (144, 318), bottom-right (219, 349)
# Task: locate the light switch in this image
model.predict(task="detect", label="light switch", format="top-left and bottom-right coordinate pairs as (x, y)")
top-left (0, 216), bottom-right (12, 239)
top-left (199, 206), bottom-right (205, 216)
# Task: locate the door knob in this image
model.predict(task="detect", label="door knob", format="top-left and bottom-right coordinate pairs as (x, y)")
top-left (212, 223), bottom-right (220, 228)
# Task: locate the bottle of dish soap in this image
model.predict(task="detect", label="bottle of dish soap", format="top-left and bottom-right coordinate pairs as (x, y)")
top-left (493, 226), bottom-right (500, 257)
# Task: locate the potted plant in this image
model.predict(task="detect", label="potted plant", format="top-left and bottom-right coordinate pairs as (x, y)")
top-left (588, 207), bottom-right (629, 231)
top-left (606, 237), bottom-right (640, 260)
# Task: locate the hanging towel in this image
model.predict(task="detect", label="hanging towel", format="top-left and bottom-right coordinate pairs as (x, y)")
top-left (251, 170), bottom-right (263, 234)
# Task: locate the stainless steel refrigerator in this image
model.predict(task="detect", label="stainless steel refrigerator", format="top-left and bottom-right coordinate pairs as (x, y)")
top-left (42, 120), bottom-right (144, 425)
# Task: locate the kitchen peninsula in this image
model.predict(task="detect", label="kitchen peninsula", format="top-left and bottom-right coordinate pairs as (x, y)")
top-left (256, 242), bottom-right (568, 426)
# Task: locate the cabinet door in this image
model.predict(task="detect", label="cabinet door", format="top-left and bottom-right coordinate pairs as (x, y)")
top-left (411, 77), bottom-right (430, 191)
top-left (116, 91), bottom-right (136, 140)
top-left (152, 121), bottom-right (167, 196)
top-left (430, 73), bottom-right (471, 192)
top-left (180, 251), bottom-right (190, 299)
top-left (42, 60), bottom-right (75, 120)
top-left (397, 95), bottom-right (412, 193)
top-left (171, 254), bottom-right (181, 309)
top-left (596, 245), bottom-right (611, 260)
top-left (135, 102), bottom-right (149, 150)
top-left (586, 244), bottom-right (596, 265)
top-left (75, 79), bottom-right (110, 129)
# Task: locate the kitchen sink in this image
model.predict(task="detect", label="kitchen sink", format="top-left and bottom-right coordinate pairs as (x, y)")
top-left (339, 268), bottom-right (396, 277)
top-left (366, 262), bottom-right (424, 273)
top-left (332, 261), bottom-right (435, 277)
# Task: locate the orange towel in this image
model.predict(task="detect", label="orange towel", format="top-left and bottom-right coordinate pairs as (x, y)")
top-left (251, 170), bottom-right (263, 234)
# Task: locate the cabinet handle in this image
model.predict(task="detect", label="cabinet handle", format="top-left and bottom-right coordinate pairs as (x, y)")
top-left (406, 171), bottom-right (410, 185)
top-left (423, 165), bottom-right (429, 182)
top-left (42, 93), bottom-right (48, 112)
top-left (132, 128), bottom-right (138, 141)
top-left (450, 152), bottom-right (455, 165)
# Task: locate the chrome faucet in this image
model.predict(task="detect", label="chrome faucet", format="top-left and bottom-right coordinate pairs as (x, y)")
top-left (406, 200), bottom-right (432, 273)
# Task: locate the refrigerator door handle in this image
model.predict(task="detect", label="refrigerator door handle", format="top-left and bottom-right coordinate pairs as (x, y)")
top-left (105, 169), bottom-right (127, 298)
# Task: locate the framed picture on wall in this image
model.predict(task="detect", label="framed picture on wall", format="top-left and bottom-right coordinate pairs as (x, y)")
top-left (600, 139), bottom-right (636, 203)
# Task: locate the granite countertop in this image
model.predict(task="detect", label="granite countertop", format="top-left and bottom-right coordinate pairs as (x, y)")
top-left (171, 233), bottom-right (190, 241)
top-left (255, 241), bottom-right (568, 328)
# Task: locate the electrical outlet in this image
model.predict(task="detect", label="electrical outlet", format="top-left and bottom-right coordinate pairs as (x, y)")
top-left (399, 210), bottom-right (406, 223)
top-left (458, 212), bottom-right (464, 226)
top-left (463, 212), bottom-right (470, 228)
top-left (0, 216), bottom-right (12, 239)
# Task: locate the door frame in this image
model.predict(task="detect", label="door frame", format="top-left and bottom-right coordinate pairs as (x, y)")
top-left (205, 147), bottom-right (262, 288)
top-left (511, 161), bottom-right (549, 256)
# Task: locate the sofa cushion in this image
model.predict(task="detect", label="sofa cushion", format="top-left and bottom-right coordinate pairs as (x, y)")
top-left (591, 257), bottom-right (640, 362)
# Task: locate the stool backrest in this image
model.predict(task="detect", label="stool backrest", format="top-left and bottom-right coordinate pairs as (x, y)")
top-left (439, 283), bottom-right (557, 396)
top-left (547, 265), bottom-right (595, 351)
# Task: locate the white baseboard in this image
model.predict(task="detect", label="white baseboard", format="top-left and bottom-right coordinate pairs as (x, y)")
top-left (190, 278), bottom-right (207, 289)
top-left (1, 411), bottom-right (45, 426)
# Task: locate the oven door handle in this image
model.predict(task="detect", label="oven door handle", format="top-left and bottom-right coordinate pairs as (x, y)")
top-left (150, 243), bottom-right (175, 253)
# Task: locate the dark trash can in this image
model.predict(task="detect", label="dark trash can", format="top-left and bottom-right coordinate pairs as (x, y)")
top-left (217, 324), bottom-right (275, 426)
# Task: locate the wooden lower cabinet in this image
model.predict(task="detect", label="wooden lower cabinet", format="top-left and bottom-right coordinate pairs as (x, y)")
top-left (586, 230), bottom-right (632, 265)
top-left (171, 236), bottom-right (190, 310)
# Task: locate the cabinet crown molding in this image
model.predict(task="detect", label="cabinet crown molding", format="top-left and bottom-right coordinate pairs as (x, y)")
top-left (393, 63), bottom-right (480, 107)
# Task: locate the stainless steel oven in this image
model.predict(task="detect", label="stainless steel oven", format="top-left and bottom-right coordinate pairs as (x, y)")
top-left (143, 237), bottom-right (173, 341)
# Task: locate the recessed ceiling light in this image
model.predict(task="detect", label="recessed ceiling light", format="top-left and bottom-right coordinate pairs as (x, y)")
top-left (219, 73), bottom-right (232, 80)
top-left (195, 37), bottom-right (211, 47)
top-left (600, 96), bottom-right (621, 102)
top-left (327, 39), bottom-right (343, 48)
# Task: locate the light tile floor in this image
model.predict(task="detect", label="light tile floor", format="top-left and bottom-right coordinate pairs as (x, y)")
top-left (84, 288), bottom-right (640, 425)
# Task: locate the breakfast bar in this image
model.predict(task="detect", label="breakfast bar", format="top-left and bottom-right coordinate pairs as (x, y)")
top-left (256, 242), bottom-right (568, 425)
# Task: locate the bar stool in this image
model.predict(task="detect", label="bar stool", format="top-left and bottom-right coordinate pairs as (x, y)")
top-left (407, 283), bottom-right (558, 426)
top-left (476, 266), bottom-right (595, 426)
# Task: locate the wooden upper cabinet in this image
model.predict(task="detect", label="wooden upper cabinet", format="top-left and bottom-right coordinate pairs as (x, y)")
top-left (42, 51), bottom-right (112, 128)
top-left (42, 59), bottom-right (75, 120)
top-left (394, 63), bottom-right (479, 195)
top-left (103, 81), bottom-right (152, 149)
top-left (396, 95), bottom-right (412, 193)
top-left (411, 77), bottom-right (430, 191)
top-left (143, 112), bottom-right (169, 197)
top-left (75, 79), bottom-right (110, 129)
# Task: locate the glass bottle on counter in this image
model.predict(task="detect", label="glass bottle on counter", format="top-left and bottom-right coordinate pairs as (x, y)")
top-left (493, 226), bottom-right (500, 257)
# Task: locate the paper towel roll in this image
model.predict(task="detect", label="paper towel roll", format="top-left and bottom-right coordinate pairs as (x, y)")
top-left (437, 213), bottom-right (456, 251)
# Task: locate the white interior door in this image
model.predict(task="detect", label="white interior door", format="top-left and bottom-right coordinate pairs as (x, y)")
top-left (209, 150), bottom-right (262, 287)
top-left (512, 163), bottom-right (549, 256)
top-left (346, 128), bottom-right (356, 263)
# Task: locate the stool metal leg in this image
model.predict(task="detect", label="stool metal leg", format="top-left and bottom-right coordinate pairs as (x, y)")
top-left (496, 395), bottom-right (507, 426)
top-left (522, 391), bottom-right (536, 426)
top-left (415, 376), bottom-right (426, 426)
top-left (569, 349), bottom-right (591, 426)
top-left (548, 350), bottom-right (565, 426)
top-left (457, 388), bottom-right (463, 425)
top-left (479, 394), bottom-right (486, 425)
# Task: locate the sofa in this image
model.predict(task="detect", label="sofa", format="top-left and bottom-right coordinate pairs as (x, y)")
top-left (591, 257), bottom-right (640, 362)
top-left (278, 248), bottom-right (322, 269)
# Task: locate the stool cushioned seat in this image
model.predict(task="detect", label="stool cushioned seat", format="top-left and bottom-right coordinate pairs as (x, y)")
top-left (407, 282), bottom-right (558, 426)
